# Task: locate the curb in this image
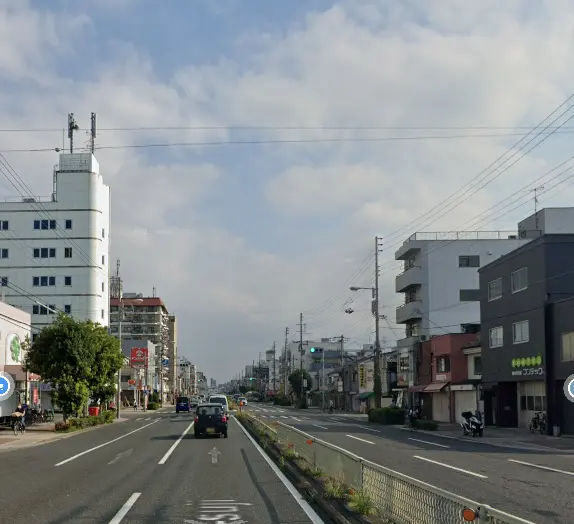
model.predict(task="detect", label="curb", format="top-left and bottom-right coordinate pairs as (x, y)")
top-left (238, 416), bottom-right (373, 524)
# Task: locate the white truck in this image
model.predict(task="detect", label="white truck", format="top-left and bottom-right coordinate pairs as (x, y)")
top-left (0, 393), bottom-right (19, 427)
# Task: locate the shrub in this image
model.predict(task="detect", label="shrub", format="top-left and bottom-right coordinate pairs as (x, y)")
top-left (273, 395), bottom-right (291, 406)
top-left (368, 407), bottom-right (405, 425)
top-left (55, 421), bottom-right (71, 432)
top-left (56, 410), bottom-right (116, 432)
top-left (146, 402), bottom-right (159, 410)
top-left (414, 419), bottom-right (439, 431)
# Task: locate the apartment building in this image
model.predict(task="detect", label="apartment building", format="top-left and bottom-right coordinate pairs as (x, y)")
top-left (167, 315), bottom-right (178, 400)
top-left (0, 152), bottom-right (110, 331)
top-left (394, 230), bottom-right (530, 347)
top-left (110, 294), bottom-right (172, 397)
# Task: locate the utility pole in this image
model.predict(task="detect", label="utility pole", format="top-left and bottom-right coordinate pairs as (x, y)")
top-left (339, 335), bottom-right (345, 410)
top-left (298, 312), bottom-right (305, 406)
top-left (272, 341), bottom-right (276, 393)
top-left (373, 236), bottom-right (383, 409)
top-left (283, 327), bottom-right (289, 395)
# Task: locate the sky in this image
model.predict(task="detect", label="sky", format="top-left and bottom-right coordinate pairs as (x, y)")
top-left (2, 0), bottom-right (574, 381)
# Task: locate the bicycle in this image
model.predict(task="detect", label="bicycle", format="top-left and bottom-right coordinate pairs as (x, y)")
top-left (12, 417), bottom-right (25, 436)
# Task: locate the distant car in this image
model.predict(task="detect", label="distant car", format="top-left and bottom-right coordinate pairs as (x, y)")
top-left (194, 403), bottom-right (228, 438)
top-left (176, 396), bottom-right (191, 413)
top-left (190, 397), bottom-right (200, 408)
top-left (238, 397), bottom-right (247, 406)
top-left (208, 395), bottom-right (229, 413)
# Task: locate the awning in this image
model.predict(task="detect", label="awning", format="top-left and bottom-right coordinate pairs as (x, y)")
top-left (408, 385), bottom-right (427, 393)
top-left (450, 379), bottom-right (480, 392)
top-left (359, 391), bottom-right (374, 400)
top-left (423, 382), bottom-right (449, 393)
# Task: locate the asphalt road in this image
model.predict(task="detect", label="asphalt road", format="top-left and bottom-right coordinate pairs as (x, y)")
top-left (245, 405), bottom-right (574, 524)
top-left (0, 410), bottom-right (324, 524)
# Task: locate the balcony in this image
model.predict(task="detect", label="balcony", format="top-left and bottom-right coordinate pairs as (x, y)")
top-left (395, 265), bottom-right (424, 292)
top-left (396, 300), bottom-right (423, 324)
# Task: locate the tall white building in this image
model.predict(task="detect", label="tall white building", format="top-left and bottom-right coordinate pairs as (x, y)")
top-left (394, 230), bottom-right (531, 347)
top-left (0, 153), bottom-right (110, 333)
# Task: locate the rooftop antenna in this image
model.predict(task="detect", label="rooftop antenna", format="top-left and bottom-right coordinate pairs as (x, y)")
top-left (68, 113), bottom-right (79, 153)
top-left (90, 112), bottom-right (97, 154)
top-left (152, 286), bottom-right (156, 297)
top-left (532, 185), bottom-right (545, 231)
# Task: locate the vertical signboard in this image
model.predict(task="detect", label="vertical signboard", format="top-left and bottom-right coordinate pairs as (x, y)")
top-left (130, 348), bottom-right (148, 369)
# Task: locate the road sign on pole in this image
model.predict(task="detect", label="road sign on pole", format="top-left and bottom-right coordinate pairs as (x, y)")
top-left (130, 348), bottom-right (148, 369)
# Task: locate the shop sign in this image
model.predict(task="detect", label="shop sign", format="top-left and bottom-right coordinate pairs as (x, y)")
top-left (511, 354), bottom-right (544, 377)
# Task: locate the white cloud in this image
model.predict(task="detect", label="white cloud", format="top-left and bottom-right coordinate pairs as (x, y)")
top-left (2, 1), bottom-right (574, 379)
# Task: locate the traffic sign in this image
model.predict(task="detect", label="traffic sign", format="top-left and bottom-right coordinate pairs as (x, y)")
top-left (0, 371), bottom-right (15, 401)
top-left (130, 347), bottom-right (148, 369)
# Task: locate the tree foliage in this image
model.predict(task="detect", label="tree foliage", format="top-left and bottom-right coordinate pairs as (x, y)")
top-left (288, 369), bottom-right (311, 400)
top-left (24, 313), bottom-right (123, 419)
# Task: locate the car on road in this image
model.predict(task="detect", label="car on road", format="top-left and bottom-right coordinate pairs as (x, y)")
top-left (190, 396), bottom-right (200, 408)
top-left (208, 395), bottom-right (229, 414)
top-left (176, 396), bottom-right (191, 413)
top-left (194, 403), bottom-right (228, 438)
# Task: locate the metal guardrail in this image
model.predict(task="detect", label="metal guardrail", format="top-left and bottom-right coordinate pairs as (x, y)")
top-left (241, 412), bottom-right (535, 524)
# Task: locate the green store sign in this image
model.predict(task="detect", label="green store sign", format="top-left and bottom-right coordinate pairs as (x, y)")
top-left (511, 354), bottom-right (543, 368)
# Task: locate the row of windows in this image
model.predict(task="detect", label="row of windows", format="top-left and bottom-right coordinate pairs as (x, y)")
top-left (487, 267), bottom-right (528, 301)
top-left (488, 320), bottom-right (529, 347)
top-left (32, 304), bottom-right (105, 319)
top-left (33, 276), bottom-right (73, 286)
top-left (33, 219), bottom-right (72, 230)
top-left (32, 247), bottom-right (105, 263)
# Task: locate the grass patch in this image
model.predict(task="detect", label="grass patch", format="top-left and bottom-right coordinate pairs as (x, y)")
top-left (348, 489), bottom-right (376, 516)
top-left (323, 473), bottom-right (347, 500)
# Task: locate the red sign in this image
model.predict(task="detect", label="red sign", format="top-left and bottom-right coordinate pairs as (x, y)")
top-left (130, 348), bottom-right (148, 369)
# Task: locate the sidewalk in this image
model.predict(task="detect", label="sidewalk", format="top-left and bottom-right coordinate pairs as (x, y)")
top-left (399, 423), bottom-right (574, 452)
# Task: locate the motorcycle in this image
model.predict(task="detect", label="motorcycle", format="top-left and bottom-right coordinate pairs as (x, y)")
top-left (529, 412), bottom-right (546, 434)
top-left (461, 410), bottom-right (484, 437)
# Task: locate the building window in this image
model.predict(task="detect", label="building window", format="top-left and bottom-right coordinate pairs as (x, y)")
top-left (34, 220), bottom-right (40, 230)
top-left (34, 276), bottom-right (56, 286)
top-left (459, 289), bottom-right (480, 301)
top-left (49, 305), bottom-right (56, 315)
top-left (459, 255), bottom-right (480, 268)
top-left (102, 228), bottom-right (105, 238)
top-left (513, 320), bottom-right (529, 344)
top-left (489, 326), bottom-right (503, 347)
top-left (473, 356), bottom-right (482, 375)
top-left (561, 332), bottom-right (574, 362)
top-left (32, 305), bottom-right (38, 314)
top-left (32, 333), bottom-right (38, 342)
top-left (437, 356), bottom-right (450, 373)
top-left (36, 219), bottom-right (56, 230)
top-left (64, 276), bottom-right (72, 286)
top-left (64, 247), bottom-right (72, 258)
top-left (64, 305), bottom-right (71, 314)
top-left (0, 277), bottom-right (7, 286)
top-left (101, 282), bottom-right (105, 292)
top-left (511, 267), bottom-right (528, 293)
top-left (0, 248), bottom-right (8, 259)
top-left (101, 309), bottom-right (105, 319)
top-left (1, 221), bottom-right (8, 230)
top-left (487, 278), bottom-right (502, 301)
top-left (39, 306), bottom-right (48, 315)
top-left (65, 219), bottom-right (72, 229)
top-left (34, 247), bottom-right (56, 258)
top-left (102, 255), bottom-right (105, 265)
top-left (519, 381), bottom-right (546, 412)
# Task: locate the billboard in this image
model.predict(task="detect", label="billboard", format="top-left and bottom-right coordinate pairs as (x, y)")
top-left (130, 347), bottom-right (148, 369)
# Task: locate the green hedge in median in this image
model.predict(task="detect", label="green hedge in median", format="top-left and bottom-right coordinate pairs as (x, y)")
top-left (368, 407), bottom-right (405, 425)
top-left (146, 402), bottom-right (159, 410)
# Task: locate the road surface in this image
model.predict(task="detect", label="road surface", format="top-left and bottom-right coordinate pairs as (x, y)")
top-left (0, 410), bottom-right (324, 524)
top-left (244, 405), bottom-right (574, 524)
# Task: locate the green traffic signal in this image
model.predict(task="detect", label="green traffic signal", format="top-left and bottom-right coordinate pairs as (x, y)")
top-left (310, 347), bottom-right (316, 353)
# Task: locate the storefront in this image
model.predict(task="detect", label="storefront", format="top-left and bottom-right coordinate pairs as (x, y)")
top-left (424, 382), bottom-right (450, 422)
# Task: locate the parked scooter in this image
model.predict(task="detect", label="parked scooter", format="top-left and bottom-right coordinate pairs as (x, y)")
top-left (461, 410), bottom-right (484, 437)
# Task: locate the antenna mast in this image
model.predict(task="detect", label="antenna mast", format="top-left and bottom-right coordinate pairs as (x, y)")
top-left (67, 113), bottom-right (79, 153)
top-left (90, 112), bottom-right (97, 154)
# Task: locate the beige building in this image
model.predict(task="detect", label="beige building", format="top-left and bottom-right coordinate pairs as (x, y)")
top-left (167, 315), bottom-right (178, 399)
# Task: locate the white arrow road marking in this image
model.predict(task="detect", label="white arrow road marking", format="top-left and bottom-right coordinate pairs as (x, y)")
top-left (108, 448), bottom-right (134, 465)
top-left (107, 493), bottom-right (141, 524)
top-left (209, 446), bottom-right (222, 464)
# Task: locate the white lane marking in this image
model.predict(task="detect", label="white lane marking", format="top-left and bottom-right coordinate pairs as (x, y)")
top-left (55, 420), bottom-right (159, 466)
top-left (107, 493), bottom-right (141, 524)
top-left (292, 417), bottom-right (302, 422)
top-left (158, 421), bottom-right (195, 464)
top-left (414, 456), bottom-right (487, 478)
top-left (312, 424), bottom-right (328, 430)
top-left (509, 459), bottom-right (574, 477)
top-left (280, 416), bottom-right (288, 419)
top-left (234, 418), bottom-right (324, 524)
top-left (408, 438), bottom-right (450, 449)
top-left (346, 435), bottom-right (375, 445)
top-left (145, 418), bottom-right (151, 421)
top-left (136, 418), bottom-right (143, 421)
top-left (355, 425), bottom-right (381, 433)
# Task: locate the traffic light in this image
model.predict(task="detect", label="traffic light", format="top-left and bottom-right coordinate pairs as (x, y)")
top-left (249, 377), bottom-right (254, 381)
top-left (310, 347), bottom-right (323, 353)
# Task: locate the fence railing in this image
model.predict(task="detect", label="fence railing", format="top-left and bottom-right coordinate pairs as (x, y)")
top-left (241, 412), bottom-right (535, 524)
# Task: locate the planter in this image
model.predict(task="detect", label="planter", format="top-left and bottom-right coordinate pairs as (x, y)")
top-left (88, 406), bottom-right (100, 417)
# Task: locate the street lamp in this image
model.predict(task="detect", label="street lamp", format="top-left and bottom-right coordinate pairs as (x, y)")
top-left (350, 285), bottom-right (382, 409)
top-left (116, 296), bottom-right (143, 419)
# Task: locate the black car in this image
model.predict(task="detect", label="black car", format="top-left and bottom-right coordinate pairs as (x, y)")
top-left (194, 403), bottom-right (228, 438)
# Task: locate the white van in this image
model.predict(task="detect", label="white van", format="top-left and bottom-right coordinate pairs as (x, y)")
top-left (209, 395), bottom-right (229, 413)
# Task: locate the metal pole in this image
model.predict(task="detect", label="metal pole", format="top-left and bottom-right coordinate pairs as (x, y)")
top-left (116, 298), bottom-right (122, 419)
top-left (373, 236), bottom-right (382, 409)
top-left (322, 349), bottom-right (325, 411)
top-left (299, 313), bottom-right (304, 405)
top-left (273, 341), bottom-right (276, 394)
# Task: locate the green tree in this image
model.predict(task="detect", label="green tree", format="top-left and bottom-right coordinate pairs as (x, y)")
top-left (288, 369), bottom-right (311, 401)
top-left (24, 313), bottom-right (123, 420)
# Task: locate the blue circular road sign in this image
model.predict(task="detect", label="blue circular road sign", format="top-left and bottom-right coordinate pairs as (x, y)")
top-left (563, 374), bottom-right (574, 403)
top-left (0, 371), bottom-right (15, 401)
